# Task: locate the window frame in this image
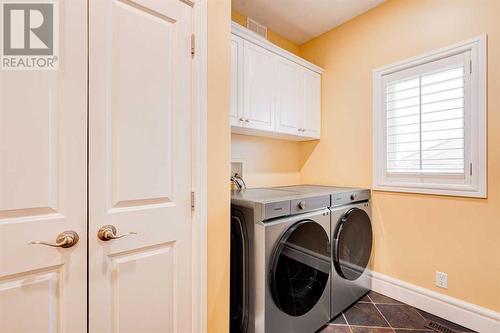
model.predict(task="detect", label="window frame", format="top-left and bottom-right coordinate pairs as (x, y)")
top-left (372, 35), bottom-right (487, 198)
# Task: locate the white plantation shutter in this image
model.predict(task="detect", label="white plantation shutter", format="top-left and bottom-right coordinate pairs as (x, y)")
top-left (386, 66), bottom-right (465, 174)
top-left (372, 36), bottom-right (487, 197)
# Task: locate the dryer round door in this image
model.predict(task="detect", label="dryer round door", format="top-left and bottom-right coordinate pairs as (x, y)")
top-left (333, 208), bottom-right (372, 281)
top-left (270, 220), bottom-right (330, 317)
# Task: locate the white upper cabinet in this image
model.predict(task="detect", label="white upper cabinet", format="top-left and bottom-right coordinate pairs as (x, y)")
top-left (230, 34), bottom-right (243, 127)
top-left (275, 57), bottom-right (302, 136)
top-left (231, 22), bottom-right (323, 141)
top-left (243, 41), bottom-right (276, 131)
top-left (302, 70), bottom-right (321, 138)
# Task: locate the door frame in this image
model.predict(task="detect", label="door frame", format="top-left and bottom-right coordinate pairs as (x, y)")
top-left (191, 1), bottom-right (208, 332)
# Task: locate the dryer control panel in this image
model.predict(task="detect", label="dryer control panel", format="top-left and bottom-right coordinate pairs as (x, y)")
top-left (331, 189), bottom-right (370, 207)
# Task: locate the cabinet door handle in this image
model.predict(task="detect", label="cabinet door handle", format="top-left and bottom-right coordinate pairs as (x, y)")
top-left (239, 117), bottom-right (244, 122)
top-left (245, 119), bottom-right (250, 123)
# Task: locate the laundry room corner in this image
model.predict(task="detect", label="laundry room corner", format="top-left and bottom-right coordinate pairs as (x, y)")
top-left (298, 0), bottom-right (500, 316)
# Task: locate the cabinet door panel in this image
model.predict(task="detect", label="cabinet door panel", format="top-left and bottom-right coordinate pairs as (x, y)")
top-left (275, 58), bottom-right (302, 135)
top-left (302, 70), bottom-right (321, 139)
top-left (243, 41), bottom-right (275, 131)
top-left (231, 35), bottom-right (244, 127)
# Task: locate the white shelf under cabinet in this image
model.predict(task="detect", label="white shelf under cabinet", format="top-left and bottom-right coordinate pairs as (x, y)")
top-left (230, 22), bottom-right (323, 141)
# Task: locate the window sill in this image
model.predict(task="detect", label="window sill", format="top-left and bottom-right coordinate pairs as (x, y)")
top-left (372, 184), bottom-right (487, 198)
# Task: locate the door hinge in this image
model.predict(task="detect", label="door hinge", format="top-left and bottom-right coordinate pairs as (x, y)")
top-left (470, 60), bottom-right (473, 74)
top-left (470, 162), bottom-right (473, 176)
top-left (191, 34), bottom-right (195, 58)
top-left (191, 191), bottom-right (195, 210)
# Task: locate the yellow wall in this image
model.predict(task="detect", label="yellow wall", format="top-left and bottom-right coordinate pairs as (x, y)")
top-left (231, 10), bottom-right (303, 187)
top-left (208, 1), bottom-right (231, 332)
top-left (231, 9), bottom-right (301, 56)
top-left (232, 134), bottom-right (301, 187)
top-left (300, 0), bottom-right (500, 311)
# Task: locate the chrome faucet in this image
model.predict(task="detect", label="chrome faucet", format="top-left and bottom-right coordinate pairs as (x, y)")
top-left (231, 173), bottom-right (247, 191)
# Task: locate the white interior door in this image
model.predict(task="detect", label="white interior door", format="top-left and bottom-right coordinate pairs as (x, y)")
top-left (275, 58), bottom-right (302, 135)
top-left (0, 1), bottom-right (87, 332)
top-left (243, 41), bottom-right (275, 131)
top-left (89, 0), bottom-right (193, 332)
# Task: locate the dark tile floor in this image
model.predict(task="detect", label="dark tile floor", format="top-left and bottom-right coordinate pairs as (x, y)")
top-left (318, 291), bottom-right (475, 333)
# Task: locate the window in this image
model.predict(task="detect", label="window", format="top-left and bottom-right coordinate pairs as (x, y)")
top-left (373, 36), bottom-right (486, 197)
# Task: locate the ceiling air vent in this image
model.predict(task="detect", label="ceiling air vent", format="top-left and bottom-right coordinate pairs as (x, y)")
top-left (246, 18), bottom-right (267, 39)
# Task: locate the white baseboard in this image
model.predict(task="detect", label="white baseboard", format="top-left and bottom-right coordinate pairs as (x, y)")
top-left (370, 271), bottom-right (500, 333)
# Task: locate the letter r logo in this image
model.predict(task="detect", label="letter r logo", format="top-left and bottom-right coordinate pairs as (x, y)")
top-left (3, 3), bottom-right (54, 56)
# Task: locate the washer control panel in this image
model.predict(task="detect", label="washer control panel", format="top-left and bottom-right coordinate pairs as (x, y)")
top-left (290, 195), bottom-right (330, 214)
top-left (331, 189), bottom-right (370, 207)
top-left (263, 200), bottom-right (290, 220)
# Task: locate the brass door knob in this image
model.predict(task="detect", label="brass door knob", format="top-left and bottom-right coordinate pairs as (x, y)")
top-left (97, 225), bottom-right (137, 241)
top-left (29, 231), bottom-right (79, 248)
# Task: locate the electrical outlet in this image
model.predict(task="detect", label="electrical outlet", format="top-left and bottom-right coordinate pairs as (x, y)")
top-left (231, 161), bottom-right (243, 178)
top-left (435, 271), bottom-right (448, 289)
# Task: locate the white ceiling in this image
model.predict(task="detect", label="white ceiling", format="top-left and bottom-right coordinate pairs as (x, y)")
top-left (232, 0), bottom-right (386, 44)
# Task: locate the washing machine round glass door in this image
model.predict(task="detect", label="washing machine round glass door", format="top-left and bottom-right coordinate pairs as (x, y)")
top-left (333, 208), bottom-right (372, 281)
top-left (270, 220), bottom-right (330, 317)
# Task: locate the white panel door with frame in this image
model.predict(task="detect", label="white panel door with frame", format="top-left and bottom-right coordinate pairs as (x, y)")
top-left (89, 0), bottom-right (194, 332)
top-left (0, 1), bottom-right (87, 332)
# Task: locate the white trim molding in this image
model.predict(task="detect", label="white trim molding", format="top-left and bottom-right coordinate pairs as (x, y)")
top-left (372, 35), bottom-right (487, 198)
top-left (370, 271), bottom-right (500, 333)
top-left (231, 21), bottom-right (323, 74)
top-left (191, 1), bottom-right (207, 332)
